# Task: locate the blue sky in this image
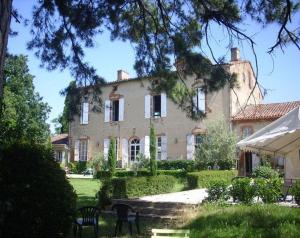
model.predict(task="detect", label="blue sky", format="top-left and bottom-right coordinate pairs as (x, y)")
top-left (8, 0), bottom-right (300, 133)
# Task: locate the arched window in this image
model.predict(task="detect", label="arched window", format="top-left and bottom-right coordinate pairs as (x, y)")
top-left (130, 138), bottom-right (140, 162)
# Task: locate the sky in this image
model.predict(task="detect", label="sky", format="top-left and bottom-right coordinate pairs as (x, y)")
top-left (8, 0), bottom-right (300, 133)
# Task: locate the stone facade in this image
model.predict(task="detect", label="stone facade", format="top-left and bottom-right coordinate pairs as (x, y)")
top-left (69, 49), bottom-right (262, 167)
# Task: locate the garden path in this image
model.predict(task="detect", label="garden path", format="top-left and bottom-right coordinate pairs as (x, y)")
top-left (138, 188), bottom-right (208, 204)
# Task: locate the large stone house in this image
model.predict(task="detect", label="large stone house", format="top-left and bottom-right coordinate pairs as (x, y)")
top-left (232, 101), bottom-right (300, 176)
top-left (69, 48), bottom-right (263, 167)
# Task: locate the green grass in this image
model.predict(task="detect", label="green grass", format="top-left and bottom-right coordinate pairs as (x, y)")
top-left (69, 178), bottom-right (101, 207)
top-left (185, 204), bottom-right (300, 238)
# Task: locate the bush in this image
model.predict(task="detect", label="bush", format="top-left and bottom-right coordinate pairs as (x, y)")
top-left (207, 180), bottom-right (229, 202)
top-left (87, 153), bottom-right (107, 173)
top-left (112, 175), bottom-right (176, 198)
top-left (291, 180), bottom-right (300, 205)
top-left (108, 139), bottom-right (117, 177)
top-left (97, 179), bottom-right (113, 209)
top-left (157, 160), bottom-right (195, 172)
top-left (0, 143), bottom-right (76, 238)
top-left (69, 161), bottom-right (87, 174)
top-left (255, 178), bottom-right (283, 203)
top-left (150, 124), bottom-right (157, 176)
top-left (230, 177), bottom-right (256, 204)
top-left (187, 170), bottom-right (237, 189)
top-left (252, 166), bottom-right (279, 179)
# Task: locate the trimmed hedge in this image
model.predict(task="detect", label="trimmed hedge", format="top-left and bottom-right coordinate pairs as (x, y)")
top-left (157, 160), bottom-right (195, 172)
top-left (187, 170), bottom-right (237, 189)
top-left (95, 169), bottom-right (186, 179)
top-left (112, 175), bottom-right (177, 198)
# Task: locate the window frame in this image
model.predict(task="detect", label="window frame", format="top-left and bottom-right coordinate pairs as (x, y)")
top-left (152, 94), bottom-right (161, 118)
top-left (194, 134), bottom-right (205, 149)
top-left (111, 100), bottom-right (120, 122)
top-left (130, 138), bottom-right (140, 162)
top-left (79, 139), bottom-right (88, 161)
top-left (157, 136), bottom-right (162, 160)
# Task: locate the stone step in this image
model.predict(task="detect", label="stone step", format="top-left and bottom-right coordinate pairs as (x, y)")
top-left (110, 199), bottom-right (198, 219)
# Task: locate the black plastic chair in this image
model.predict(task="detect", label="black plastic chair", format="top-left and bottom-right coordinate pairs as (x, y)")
top-left (73, 206), bottom-right (101, 238)
top-left (112, 203), bottom-right (140, 236)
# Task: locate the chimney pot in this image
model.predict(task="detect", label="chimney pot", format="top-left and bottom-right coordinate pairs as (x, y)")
top-left (231, 48), bottom-right (240, 61)
top-left (117, 70), bottom-right (130, 81)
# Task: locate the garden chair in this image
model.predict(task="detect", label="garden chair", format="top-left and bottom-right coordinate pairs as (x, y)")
top-left (73, 206), bottom-right (101, 238)
top-left (112, 203), bottom-right (140, 236)
top-left (151, 229), bottom-right (190, 237)
top-left (281, 179), bottom-right (297, 201)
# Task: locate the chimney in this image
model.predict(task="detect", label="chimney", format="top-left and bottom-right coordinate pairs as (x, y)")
top-left (117, 70), bottom-right (130, 81)
top-left (231, 47), bottom-right (240, 61)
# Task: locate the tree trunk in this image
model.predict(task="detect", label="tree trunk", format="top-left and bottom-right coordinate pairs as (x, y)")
top-left (0, 0), bottom-right (13, 109)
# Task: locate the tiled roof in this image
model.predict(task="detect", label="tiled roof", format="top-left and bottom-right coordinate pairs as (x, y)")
top-left (51, 133), bottom-right (69, 145)
top-left (232, 101), bottom-right (300, 121)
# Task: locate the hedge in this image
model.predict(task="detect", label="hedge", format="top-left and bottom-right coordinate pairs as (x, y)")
top-left (187, 170), bottom-right (237, 189)
top-left (157, 160), bottom-right (195, 172)
top-left (112, 175), bottom-right (177, 198)
top-left (95, 169), bottom-right (186, 179)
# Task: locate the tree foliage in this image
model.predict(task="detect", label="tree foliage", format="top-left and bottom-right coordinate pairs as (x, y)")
top-left (195, 118), bottom-right (237, 170)
top-left (0, 55), bottom-right (51, 145)
top-left (108, 138), bottom-right (116, 177)
top-left (149, 123), bottom-right (157, 176)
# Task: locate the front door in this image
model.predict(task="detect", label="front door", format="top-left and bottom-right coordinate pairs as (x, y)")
top-left (245, 152), bottom-right (252, 176)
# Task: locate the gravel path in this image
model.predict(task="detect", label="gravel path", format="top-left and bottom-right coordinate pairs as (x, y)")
top-left (139, 189), bottom-right (208, 204)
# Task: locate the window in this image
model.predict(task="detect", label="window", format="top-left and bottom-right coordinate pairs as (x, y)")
top-left (195, 134), bottom-right (205, 149)
top-left (157, 137), bottom-right (162, 160)
top-left (104, 98), bottom-right (124, 122)
top-left (111, 100), bottom-right (119, 121)
top-left (57, 151), bottom-right (63, 162)
top-left (80, 101), bottom-right (89, 124)
top-left (242, 127), bottom-right (253, 139)
top-left (130, 139), bottom-right (140, 162)
top-left (194, 88), bottom-right (205, 112)
top-left (153, 95), bottom-right (161, 117)
top-left (79, 140), bottom-right (88, 161)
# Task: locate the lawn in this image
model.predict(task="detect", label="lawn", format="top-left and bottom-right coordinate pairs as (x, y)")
top-left (69, 178), bottom-right (300, 238)
top-left (69, 178), bottom-right (101, 207)
top-left (185, 204), bottom-right (300, 238)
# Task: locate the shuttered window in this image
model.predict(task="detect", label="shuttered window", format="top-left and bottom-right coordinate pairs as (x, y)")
top-left (79, 140), bottom-right (88, 161)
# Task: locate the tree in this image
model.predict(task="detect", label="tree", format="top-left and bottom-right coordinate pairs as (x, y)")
top-left (1, 0), bottom-right (299, 115)
top-left (149, 124), bottom-right (157, 176)
top-left (107, 138), bottom-right (116, 177)
top-left (52, 81), bottom-right (77, 134)
top-left (195, 118), bottom-right (237, 170)
top-left (0, 54), bottom-right (51, 145)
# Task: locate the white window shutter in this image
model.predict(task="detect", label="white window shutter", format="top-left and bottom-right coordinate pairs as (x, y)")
top-left (119, 98), bottom-right (124, 121)
top-left (121, 138), bottom-right (128, 168)
top-left (144, 136), bottom-right (150, 159)
top-left (252, 153), bottom-right (260, 170)
top-left (103, 138), bottom-right (110, 160)
top-left (192, 94), bottom-right (197, 112)
top-left (104, 100), bottom-right (111, 122)
top-left (81, 102), bottom-right (89, 124)
top-left (197, 89), bottom-right (205, 111)
top-left (145, 95), bottom-right (151, 119)
top-left (161, 93), bottom-right (167, 117)
top-left (161, 136), bottom-right (167, 160)
top-left (186, 134), bottom-right (195, 160)
top-left (74, 140), bottom-right (79, 161)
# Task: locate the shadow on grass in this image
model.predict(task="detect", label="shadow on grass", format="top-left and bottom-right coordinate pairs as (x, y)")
top-left (76, 194), bottom-right (98, 208)
top-left (184, 204), bottom-right (300, 238)
top-left (69, 214), bottom-right (174, 238)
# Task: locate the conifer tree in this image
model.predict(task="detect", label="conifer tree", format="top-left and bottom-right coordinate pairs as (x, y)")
top-left (108, 138), bottom-right (116, 177)
top-left (149, 124), bottom-right (157, 176)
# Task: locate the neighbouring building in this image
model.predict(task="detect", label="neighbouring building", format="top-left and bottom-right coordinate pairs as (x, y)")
top-left (232, 101), bottom-right (300, 176)
top-left (69, 48), bottom-right (263, 167)
top-left (51, 133), bottom-right (69, 165)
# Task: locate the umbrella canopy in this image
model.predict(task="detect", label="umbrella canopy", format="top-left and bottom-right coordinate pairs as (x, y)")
top-left (237, 106), bottom-right (300, 156)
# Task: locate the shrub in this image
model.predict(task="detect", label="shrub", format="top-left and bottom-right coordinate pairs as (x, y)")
top-left (157, 160), bottom-right (195, 172)
top-left (230, 177), bottom-right (256, 204)
top-left (97, 179), bottom-right (113, 209)
top-left (252, 165), bottom-right (279, 179)
top-left (0, 143), bottom-right (76, 238)
top-left (108, 138), bottom-right (117, 177)
top-left (87, 152), bottom-right (107, 173)
top-left (69, 161), bottom-right (87, 174)
top-left (291, 180), bottom-right (300, 205)
top-left (149, 124), bottom-right (157, 176)
top-left (112, 175), bottom-right (176, 198)
top-left (187, 170), bottom-right (237, 189)
top-left (255, 178), bottom-right (283, 203)
top-left (207, 180), bottom-right (230, 202)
